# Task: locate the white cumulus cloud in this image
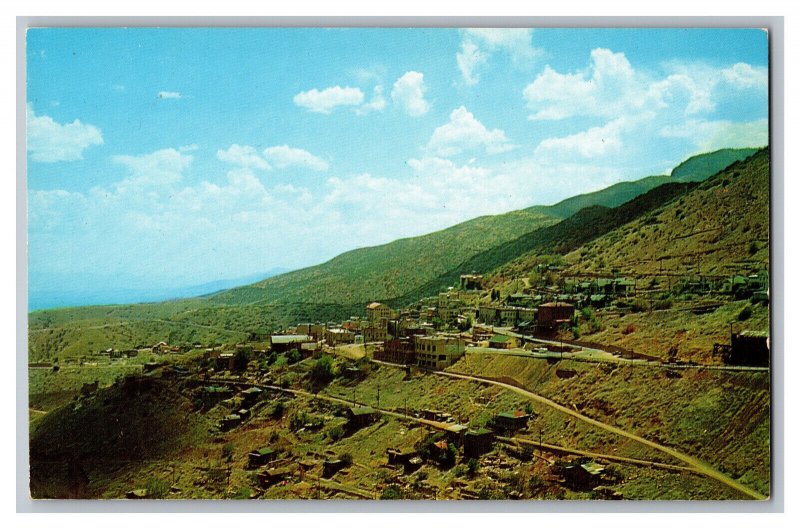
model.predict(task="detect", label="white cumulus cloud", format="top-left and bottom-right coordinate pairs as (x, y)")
top-left (391, 71), bottom-right (431, 117)
top-left (660, 118), bottom-right (768, 152)
top-left (264, 145), bottom-right (329, 171)
top-left (427, 106), bottom-right (515, 157)
top-left (217, 144), bottom-right (271, 170)
top-left (534, 116), bottom-right (646, 160)
top-left (457, 28), bottom-right (540, 85)
top-left (293, 86), bottom-right (364, 114)
top-left (26, 104), bottom-right (104, 163)
top-left (356, 85), bottom-right (387, 115)
top-left (524, 48), bottom-right (639, 121)
top-left (721, 63), bottom-right (769, 90)
top-left (112, 147), bottom-right (194, 186)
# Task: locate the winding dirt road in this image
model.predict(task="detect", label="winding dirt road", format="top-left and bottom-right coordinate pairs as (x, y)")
top-left (436, 369), bottom-right (766, 500)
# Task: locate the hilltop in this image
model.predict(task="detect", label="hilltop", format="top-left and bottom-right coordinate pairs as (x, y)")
top-left (528, 148), bottom-right (758, 219)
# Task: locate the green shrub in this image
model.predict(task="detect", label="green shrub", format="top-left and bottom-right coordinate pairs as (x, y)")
top-left (271, 401), bottom-right (285, 419)
top-left (222, 442), bottom-right (235, 462)
top-left (328, 424), bottom-right (345, 442)
top-left (289, 411), bottom-right (309, 431)
top-left (145, 477), bottom-right (169, 499)
top-left (232, 487), bottom-right (252, 500)
top-left (286, 349), bottom-right (302, 364)
top-left (233, 348), bottom-right (252, 371)
top-left (652, 298), bottom-right (673, 311)
top-left (381, 485), bottom-right (405, 500)
top-left (310, 354), bottom-right (335, 385)
top-left (738, 306), bottom-right (753, 321)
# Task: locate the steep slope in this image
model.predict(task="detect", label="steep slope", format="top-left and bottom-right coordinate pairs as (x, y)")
top-left (29, 375), bottom-right (212, 498)
top-left (529, 148), bottom-right (757, 219)
top-left (488, 148), bottom-right (770, 362)
top-left (564, 148), bottom-right (769, 277)
top-left (396, 182), bottom-right (697, 301)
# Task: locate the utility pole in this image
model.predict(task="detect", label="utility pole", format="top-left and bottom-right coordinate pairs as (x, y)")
top-left (377, 381), bottom-right (380, 408)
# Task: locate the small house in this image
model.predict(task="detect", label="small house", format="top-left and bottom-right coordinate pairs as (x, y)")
top-left (537, 302), bottom-right (575, 330)
top-left (386, 448), bottom-right (420, 469)
top-left (248, 447), bottom-right (276, 469)
top-left (562, 460), bottom-right (606, 491)
top-left (346, 406), bottom-right (377, 429)
top-left (200, 385), bottom-right (233, 406)
top-left (421, 409), bottom-right (450, 423)
top-left (215, 352), bottom-right (235, 371)
top-left (488, 334), bottom-right (517, 350)
top-left (322, 459), bottom-right (348, 478)
top-left (464, 428), bottom-right (495, 458)
top-left (258, 467), bottom-right (292, 487)
top-left (241, 386), bottom-right (263, 406)
top-left (445, 424), bottom-right (468, 447)
top-left (492, 411), bottom-right (531, 433)
top-left (220, 414), bottom-right (242, 431)
top-left (730, 330), bottom-right (769, 367)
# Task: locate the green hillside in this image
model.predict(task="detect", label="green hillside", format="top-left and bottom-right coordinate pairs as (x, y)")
top-left (529, 148), bottom-right (758, 219)
top-left (210, 209), bottom-right (558, 307)
top-left (488, 148), bottom-right (770, 363)
top-left (565, 148), bottom-right (769, 277)
top-left (387, 181), bottom-right (699, 305)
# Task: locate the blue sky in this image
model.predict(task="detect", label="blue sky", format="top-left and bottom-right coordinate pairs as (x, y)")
top-left (26, 28), bottom-right (769, 308)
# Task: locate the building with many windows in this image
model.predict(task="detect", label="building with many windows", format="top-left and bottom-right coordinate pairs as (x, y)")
top-left (415, 334), bottom-right (465, 369)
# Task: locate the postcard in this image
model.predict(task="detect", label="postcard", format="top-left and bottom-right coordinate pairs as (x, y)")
top-left (26, 26), bottom-right (770, 501)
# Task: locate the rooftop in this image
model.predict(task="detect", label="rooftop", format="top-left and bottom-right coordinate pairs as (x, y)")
top-left (271, 334), bottom-right (313, 344)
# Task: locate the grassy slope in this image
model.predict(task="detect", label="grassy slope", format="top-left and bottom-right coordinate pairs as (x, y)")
top-left (31, 356), bottom-right (763, 500)
top-left (487, 148), bottom-right (770, 363)
top-left (565, 148), bottom-right (769, 277)
top-left (448, 354), bottom-right (770, 497)
top-left (529, 148), bottom-right (758, 219)
top-left (29, 376), bottom-right (212, 498)
top-left (210, 210), bottom-right (557, 307)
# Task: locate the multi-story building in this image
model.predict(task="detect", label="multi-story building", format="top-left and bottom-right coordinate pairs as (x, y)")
top-left (415, 334), bottom-right (465, 370)
top-left (324, 327), bottom-right (355, 346)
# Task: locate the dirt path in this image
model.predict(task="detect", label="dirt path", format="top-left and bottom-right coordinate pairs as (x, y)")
top-left (437, 369), bottom-right (766, 500)
top-left (497, 436), bottom-right (696, 474)
top-left (206, 377), bottom-right (702, 477)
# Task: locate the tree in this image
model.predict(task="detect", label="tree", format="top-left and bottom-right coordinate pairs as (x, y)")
top-left (233, 348), bottom-right (252, 371)
top-left (310, 354), bottom-right (335, 386)
top-left (381, 485), bottom-right (405, 500)
top-left (439, 443), bottom-right (457, 468)
top-left (222, 442), bottom-right (235, 462)
top-left (286, 349), bottom-right (302, 364)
